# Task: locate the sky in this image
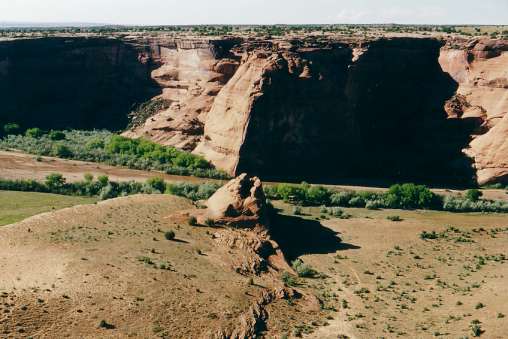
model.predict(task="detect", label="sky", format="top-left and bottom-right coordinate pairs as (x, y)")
top-left (1, 0), bottom-right (507, 26)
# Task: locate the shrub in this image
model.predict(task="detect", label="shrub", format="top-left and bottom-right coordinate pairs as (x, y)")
top-left (366, 199), bottom-right (385, 210)
top-left (3, 123), bottom-right (20, 135)
top-left (387, 215), bottom-right (402, 222)
top-left (164, 230), bottom-right (176, 240)
top-left (48, 130), bottom-right (66, 140)
top-left (466, 189), bottom-right (483, 202)
top-left (305, 185), bottom-right (331, 205)
top-left (83, 173), bottom-right (94, 182)
top-left (52, 144), bottom-right (73, 158)
top-left (292, 206), bottom-right (303, 215)
top-left (291, 259), bottom-right (316, 278)
top-left (328, 207), bottom-right (345, 217)
top-left (348, 196), bottom-right (366, 208)
top-left (330, 191), bottom-right (354, 206)
top-left (188, 216), bottom-right (198, 226)
top-left (470, 320), bottom-right (483, 337)
top-left (420, 231), bottom-right (439, 240)
top-left (97, 175), bottom-right (109, 186)
top-left (99, 184), bottom-right (117, 200)
top-left (281, 271), bottom-right (297, 287)
top-left (45, 173), bottom-right (66, 190)
top-left (146, 177), bottom-right (166, 193)
top-left (25, 127), bottom-right (44, 138)
top-left (385, 183), bottom-right (437, 209)
top-left (204, 218), bottom-right (215, 227)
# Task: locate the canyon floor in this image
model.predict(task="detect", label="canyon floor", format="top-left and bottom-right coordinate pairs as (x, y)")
top-left (1, 159), bottom-right (508, 337)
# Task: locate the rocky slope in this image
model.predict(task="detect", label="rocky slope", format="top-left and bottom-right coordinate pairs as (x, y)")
top-left (2, 35), bottom-right (507, 185)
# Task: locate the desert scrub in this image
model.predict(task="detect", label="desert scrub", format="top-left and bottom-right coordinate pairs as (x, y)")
top-left (386, 215), bottom-right (403, 222)
top-left (166, 182), bottom-right (220, 201)
top-left (164, 230), bottom-right (176, 240)
top-left (188, 216), bottom-right (198, 226)
top-left (0, 129), bottom-right (229, 180)
top-left (281, 271), bottom-right (297, 287)
top-left (292, 259), bottom-right (317, 278)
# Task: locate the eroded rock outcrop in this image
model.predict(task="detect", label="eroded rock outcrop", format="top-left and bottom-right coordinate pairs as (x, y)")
top-left (440, 38), bottom-right (508, 184)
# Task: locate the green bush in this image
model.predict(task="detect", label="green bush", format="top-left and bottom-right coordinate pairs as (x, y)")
top-left (291, 259), bottom-right (316, 277)
top-left (188, 216), bottom-right (198, 226)
top-left (164, 230), bottom-right (176, 240)
top-left (48, 130), bottom-right (66, 140)
top-left (52, 144), bottom-right (73, 158)
top-left (385, 183), bottom-right (437, 209)
top-left (45, 173), bottom-right (66, 190)
top-left (97, 175), bottom-right (109, 186)
top-left (3, 123), bottom-right (20, 135)
top-left (330, 191), bottom-right (355, 206)
top-left (146, 177), bottom-right (166, 193)
top-left (465, 189), bottom-right (483, 202)
top-left (281, 271), bottom-right (297, 287)
top-left (25, 127), bottom-right (44, 138)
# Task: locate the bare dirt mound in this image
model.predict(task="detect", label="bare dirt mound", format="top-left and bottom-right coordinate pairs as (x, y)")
top-left (0, 181), bottom-right (331, 337)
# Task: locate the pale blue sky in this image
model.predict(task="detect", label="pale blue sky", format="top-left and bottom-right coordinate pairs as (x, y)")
top-left (1, 0), bottom-right (507, 25)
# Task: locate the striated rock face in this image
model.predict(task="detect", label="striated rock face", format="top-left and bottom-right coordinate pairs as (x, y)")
top-left (440, 39), bottom-right (508, 185)
top-left (123, 37), bottom-right (241, 151)
top-left (2, 35), bottom-right (508, 185)
top-left (195, 38), bottom-right (479, 185)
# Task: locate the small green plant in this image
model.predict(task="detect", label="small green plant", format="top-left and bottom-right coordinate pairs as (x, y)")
top-left (188, 216), bottom-right (198, 226)
top-left (164, 230), bottom-right (175, 240)
top-left (291, 259), bottom-right (316, 278)
top-left (420, 230), bottom-right (439, 240)
top-left (204, 218), bottom-right (215, 227)
top-left (83, 173), bottom-right (94, 182)
top-left (470, 320), bottom-right (483, 337)
top-left (475, 302), bottom-right (485, 309)
top-left (97, 175), bottom-right (109, 186)
top-left (281, 271), bottom-right (297, 287)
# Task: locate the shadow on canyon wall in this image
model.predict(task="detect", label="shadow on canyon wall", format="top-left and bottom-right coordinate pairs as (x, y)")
top-left (0, 38), bottom-right (161, 131)
top-left (237, 38), bottom-right (479, 187)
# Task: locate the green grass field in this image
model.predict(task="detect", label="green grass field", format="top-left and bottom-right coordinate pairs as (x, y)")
top-left (0, 190), bottom-right (97, 226)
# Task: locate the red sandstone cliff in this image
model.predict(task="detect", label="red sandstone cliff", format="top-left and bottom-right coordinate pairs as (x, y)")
top-left (2, 35), bottom-right (507, 185)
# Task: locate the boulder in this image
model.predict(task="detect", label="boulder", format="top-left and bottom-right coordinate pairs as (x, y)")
top-left (206, 173), bottom-right (266, 227)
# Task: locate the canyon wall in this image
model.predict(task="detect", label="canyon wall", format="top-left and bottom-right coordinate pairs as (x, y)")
top-left (0, 37), bottom-right (159, 130)
top-left (1, 35), bottom-right (507, 185)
